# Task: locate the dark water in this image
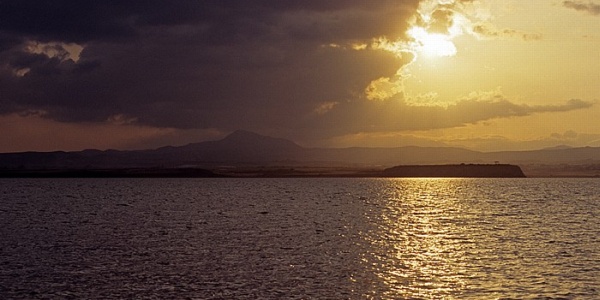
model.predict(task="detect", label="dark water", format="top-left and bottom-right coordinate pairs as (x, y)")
top-left (0, 178), bottom-right (598, 299)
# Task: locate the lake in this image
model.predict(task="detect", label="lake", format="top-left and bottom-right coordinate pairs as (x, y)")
top-left (0, 178), bottom-right (598, 299)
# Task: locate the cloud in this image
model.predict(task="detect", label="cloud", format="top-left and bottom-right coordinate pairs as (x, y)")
top-left (428, 9), bottom-right (455, 35)
top-left (472, 24), bottom-right (542, 41)
top-left (365, 76), bottom-right (405, 101)
top-left (0, 113), bottom-right (223, 152)
top-left (0, 1), bottom-right (419, 132)
top-left (0, 1), bottom-right (595, 150)
top-left (563, 1), bottom-right (600, 15)
top-left (410, 1), bottom-right (542, 45)
top-left (313, 102), bottom-right (339, 115)
top-left (300, 92), bottom-right (594, 139)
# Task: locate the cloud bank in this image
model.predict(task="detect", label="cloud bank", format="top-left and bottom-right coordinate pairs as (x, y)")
top-left (0, 0), bottom-right (594, 146)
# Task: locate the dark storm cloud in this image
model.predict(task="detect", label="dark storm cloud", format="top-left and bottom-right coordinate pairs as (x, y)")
top-left (563, 1), bottom-right (600, 15)
top-left (0, 0), bottom-right (418, 49)
top-left (0, 0), bottom-right (419, 130)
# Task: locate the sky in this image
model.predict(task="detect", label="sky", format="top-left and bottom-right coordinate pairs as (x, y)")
top-left (1, 0), bottom-right (599, 152)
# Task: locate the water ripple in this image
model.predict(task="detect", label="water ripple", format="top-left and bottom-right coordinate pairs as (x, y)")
top-left (0, 178), bottom-right (598, 299)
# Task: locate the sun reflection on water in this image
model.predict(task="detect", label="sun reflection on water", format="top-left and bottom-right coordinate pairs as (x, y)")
top-left (359, 178), bottom-right (477, 299)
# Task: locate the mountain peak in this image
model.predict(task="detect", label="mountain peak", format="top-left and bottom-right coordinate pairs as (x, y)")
top-left (223, 130), bottom-right (266, 141)
top-left (219, 130), bottom-right (302, 150)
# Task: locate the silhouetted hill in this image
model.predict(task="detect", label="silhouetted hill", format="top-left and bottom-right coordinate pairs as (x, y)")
top-left (1, 130), bottom-right (600, 176)
top-left (481, 147), bottom-right (600, 164)
top-left (156, 129), bottom-right (304, 164)
top-left (0, 168), bottom-right (221, 178)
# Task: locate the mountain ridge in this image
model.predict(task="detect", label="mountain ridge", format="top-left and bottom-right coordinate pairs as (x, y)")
top-left (1, 130), bottom-right (600, 174)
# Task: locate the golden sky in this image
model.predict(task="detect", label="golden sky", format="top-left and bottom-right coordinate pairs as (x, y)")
top-left (402, 0), bottom-right (600, 150)
top-left (330, 0), bottom-right (600, 151)
top-left (0, 1), bottom-right (599, 152)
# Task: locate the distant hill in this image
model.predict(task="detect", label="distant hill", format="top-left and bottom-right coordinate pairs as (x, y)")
top-left (1, 130), bottom-right (600, 176)
top-left (542, 145), bottom-right (573, 150)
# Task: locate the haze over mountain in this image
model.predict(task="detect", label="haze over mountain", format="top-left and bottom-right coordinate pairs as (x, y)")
top-left (1, 130), bottom-right (600, 176)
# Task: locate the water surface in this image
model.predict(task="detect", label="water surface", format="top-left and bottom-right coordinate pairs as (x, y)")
top-left (0, 178), bottom-right (598, 299)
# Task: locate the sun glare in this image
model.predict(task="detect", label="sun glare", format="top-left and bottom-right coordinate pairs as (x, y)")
top-left (408, 27), bottom-right (457, 57)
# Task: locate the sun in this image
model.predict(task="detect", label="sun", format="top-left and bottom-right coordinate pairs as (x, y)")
top-left (407, 27), bottom-right (457, 57)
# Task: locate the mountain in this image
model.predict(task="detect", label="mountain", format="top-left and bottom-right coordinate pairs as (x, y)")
top-left (1, 130), bottom-right (600, 175)
top-left (153, 130), bottom-right (304, 164)
top-left (481, 147), bottom-right (600, 164)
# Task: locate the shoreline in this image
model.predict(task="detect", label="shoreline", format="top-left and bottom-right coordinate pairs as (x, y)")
top-left (0, 164), bottom-right (532, 178)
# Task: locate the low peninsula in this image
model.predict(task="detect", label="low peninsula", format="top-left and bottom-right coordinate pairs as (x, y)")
top-left (381, 164), bottom-right (526, 178)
